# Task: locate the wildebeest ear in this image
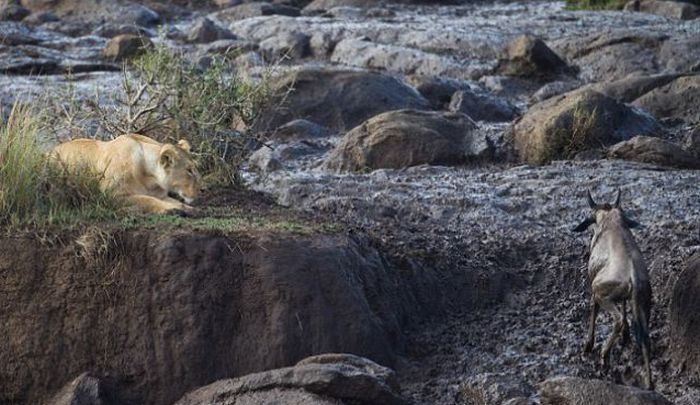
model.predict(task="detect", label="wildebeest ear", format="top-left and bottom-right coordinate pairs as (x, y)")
top-left (623, 215), bottom-right (641, 229)
top-left (572, 217), bottom-right (595, 232)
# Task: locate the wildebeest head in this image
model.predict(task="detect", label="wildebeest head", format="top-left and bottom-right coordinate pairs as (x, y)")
top-left (572, 189), bottom-right (641, 233)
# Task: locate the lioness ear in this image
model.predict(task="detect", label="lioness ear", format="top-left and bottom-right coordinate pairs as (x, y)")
top-left (177, 139), bottom-right (191, 153)
top-left (572, 217), bottom-right (595, 232)
top-left (159, 146), bottom-right (176, 169)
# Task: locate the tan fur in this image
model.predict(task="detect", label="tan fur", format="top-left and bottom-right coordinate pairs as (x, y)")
top-left (50, 134), bottom-right (203, 215)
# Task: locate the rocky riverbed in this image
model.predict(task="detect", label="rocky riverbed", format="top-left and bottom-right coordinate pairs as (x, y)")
top-left (1, 0), bottom-right (700, 404)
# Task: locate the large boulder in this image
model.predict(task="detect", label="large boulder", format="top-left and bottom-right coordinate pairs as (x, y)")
top-left (186, 18), bottom-right (237, 44)
top-left (607, 136), bottom-right (700, 169)
top-left (254, 68), bottom-right (430, 132)
top-left (538, 377), bottom-right (672, 405)
top-left (632, 74), bottom-right (700, 124)
top-left (512, 89), bottom-right (659, 164)
top-left (0, 230), bottom-right (427, 405)
top-left (624, 0), bottom-right (700, 20)
top-left (174, 354), bottom-right (405, 405)
top-left (494, 35), bottom-right (574, 80)
top-left (670, 253), bottom-right (700, 380)
top-left (325, 109), bottom-right (489, 172)
top-left (259, 31), bottom-right (310, 61)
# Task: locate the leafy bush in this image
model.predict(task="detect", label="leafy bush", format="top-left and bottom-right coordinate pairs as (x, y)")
top-left (0, 104), bottom-right (121, 226)
top-left (88, 43), bottom-right (274, 186)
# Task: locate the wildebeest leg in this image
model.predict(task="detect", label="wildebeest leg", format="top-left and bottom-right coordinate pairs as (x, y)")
top-left (621, 300), bottom-right (630, 346)
top-left (642, 342), bottom-right (653, 390)
top-left (600, 300), bottom-right (624, 367)
top-left (584, 296), bottom-right (598, 353)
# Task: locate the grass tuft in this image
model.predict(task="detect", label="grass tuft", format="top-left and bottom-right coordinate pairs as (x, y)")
top-left (0, 104), bottom-right (122, 227)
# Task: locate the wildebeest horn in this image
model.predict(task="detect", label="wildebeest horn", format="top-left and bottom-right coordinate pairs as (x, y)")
top-left (614, 188), bottom-right (621, 208)
top-left (587, 190), bottom-right (597, 209)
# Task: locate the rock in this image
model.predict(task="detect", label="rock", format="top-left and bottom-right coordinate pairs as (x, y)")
top-left (22, 10), bottom-right (58, 24)
top-left (0, 4), bottom-right (29, 21)
top-left (101, 34), bottom-right (152, 62)
top-left (121, 4), bottom-right (160, 27)
top-left (552, 31), bottom-right (668, 82)
top-left (409, 75), bottom-right (473, 110)
top-left (675, 389), bottom-right (700, 405)
top-left (625, 0), bottom-right (700, 20)
top-left (538, 377), bottom-right (672, 405)
top-left (254, 68), bottom-right (430, 132)
top-left (684, 126), bottom-right (700, 157)
top-left (530, 80), bottom-right (583, 103)
top-left (201, 38), bottom-right (257, 56)
top-left (512, 89), bottom-right (660, 165)
top-left (670, 253), bottom-right (700, 380)
top-left (174, 353), bottom-right (405, 405)
top-left (495, 35), bottom-right (574, 80)
top-left (458, 373), bottom-right (534, 405)
top-left (632, 75), bottom-right (700, 123)
top-left (259, 31), bottom-right (310, 61)
top-left (270, 119), bottom-right (335, 141)
top-left (92, 23), bottom-right (153, 39)
top-left (330, 38), bottom-right (462, 78)
top-left (480, 75), bottom-right (543, 101)
top-left (249, 141), bottom-right (326, 173)
top-left (325, 109), bottom-right (490, 172)
top-left (659, 36), bottom-right (700, 74)
top-left (187, 18), bottom-right (237, 44)
top-left (216, 2), bottom-right (300, 21)
top-left (47, 372), bottom-right (106, 405)
top-left (449, 89), bottom-right (519, 122)
top-left (607, 136), bottom-right (700, 169)
top-left (304, 0), bottom-right (377, 11)
top-left (586, 73), bottom-right (682, 103)
top-left (1, 231), bottom-right (429, 404)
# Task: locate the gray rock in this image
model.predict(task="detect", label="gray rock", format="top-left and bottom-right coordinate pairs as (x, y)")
top-left (121, 4), bottom-right (160, 27)
top-left (632, 74), bottom-right (700, 123)
top-left (495, 35), bottom-right (574, 80)
top-left (304, 0), bottom-right (377, 12)
top-left (449, 88), bottom-right (519, 122)
top-left (259, 31), bottom-right (310, 61)
top-left (684, 125), bottom-right (700, 157)
top-left (187, 18), bottom-right (237, 44)
top-left (22, 10), bottom-right (58, 24)
top-left (512, 89), bottom-right (660, 164)
top-left (659, 36), bottom-right (700, 73)
top-left (458, 373), bottom-right (534, 405)
top-left (201, 39), bottom-right (257, 56)
top-left (270, 119), bottom-right (335, 141)
top-left (101, 34), bottom-right (152, 62)
top-left (215, 2), bottom-right (300, 21)
top-left (410, 75), bottom-right (474, 110)
top-left (174, 353), bottom-right (405, 405)
top-left (670, 253), bottom-right (700, 381)
top-left (47, 372), bottom-right (106, 405)
top-left (253, 68), bottom-right (430, 132)
top-left (607, 136), bottom-right (700, 169)
top-left (585, 73), bottom-right (682, 103)
top-left (330, 38), bottom-right (462, 78)
top-left (92, 23), bottom-right (153, 39)
top-left (531, 80), bottom-right (583, 103)
top-left (625, 0), bottom-right (700, 20)
top-left (249, 141), bottom-right (326, 173)
top-left (0, 4), bottom-right (29, 21)
top-left (538, 377), bottom-right (672, 405)
top-left (325, 109), bottom-right (490, 172)
top-left (480, 75), bottom-right (543, 101)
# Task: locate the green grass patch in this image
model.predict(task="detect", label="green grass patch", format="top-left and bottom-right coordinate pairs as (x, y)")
top-left (0, 104), bottom-right (122, 227)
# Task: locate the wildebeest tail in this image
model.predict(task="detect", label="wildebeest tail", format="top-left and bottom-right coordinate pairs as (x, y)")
top-left (631, 281), bottom-right (652, 350)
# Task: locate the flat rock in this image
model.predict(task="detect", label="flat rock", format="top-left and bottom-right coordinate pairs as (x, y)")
top-left (538, 377), bottom-right (672, 405)
top-left (174, 353), bottom-right (405, 405)
top-left (253, 68), bottom-right (430, 132)
top-left (632, 74), bottom-right (700, 123)
top-left (607, 136), bottom-right (700, 169)
top-left (325, 109), bottom-right (489, 172)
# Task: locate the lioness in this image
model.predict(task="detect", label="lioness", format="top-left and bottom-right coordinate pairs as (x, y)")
top-left (50, 134), bottom-right (203, 214)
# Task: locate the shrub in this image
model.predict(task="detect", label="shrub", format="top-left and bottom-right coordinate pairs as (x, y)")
top-left (88, 43), bottom-right (274, 186)
top-left (0, 104), bottom-right (121, 227)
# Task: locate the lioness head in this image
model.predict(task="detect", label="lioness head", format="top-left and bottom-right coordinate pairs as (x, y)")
top-left (158, 139), bottom-right (203, 204)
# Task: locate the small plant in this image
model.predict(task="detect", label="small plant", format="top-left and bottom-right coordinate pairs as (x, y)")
top-left (0, 104), bottom-right (121, 227)
top-left (532, 105), bottom-right (602, 164)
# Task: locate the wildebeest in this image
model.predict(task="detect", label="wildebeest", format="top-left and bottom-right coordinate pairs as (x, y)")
top-left (573, 189), bottom-right (653, 390)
